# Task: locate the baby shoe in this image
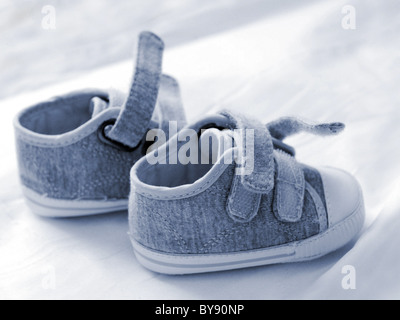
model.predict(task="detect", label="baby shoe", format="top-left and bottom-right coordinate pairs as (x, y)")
top-left (129, 111), bottom-right (365, 274)
top-left (14, 31), bottom-right (186, 217)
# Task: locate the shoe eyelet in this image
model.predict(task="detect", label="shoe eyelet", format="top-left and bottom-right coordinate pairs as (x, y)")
top-left (97, 119), bottom-right (141, 152)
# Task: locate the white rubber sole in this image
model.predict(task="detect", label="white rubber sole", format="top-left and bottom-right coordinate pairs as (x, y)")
top-left (22, 187), bottom-right (128, 218)
top-left (131, 186), bottom-right (365, 275)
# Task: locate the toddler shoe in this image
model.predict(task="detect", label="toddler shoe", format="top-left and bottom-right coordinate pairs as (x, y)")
top-left (14, 31), bottom-right (186, 217)
top-left (129, 111), bottom-right (365, 274)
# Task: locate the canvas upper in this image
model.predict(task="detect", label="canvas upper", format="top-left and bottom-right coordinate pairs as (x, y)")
top-left (129, 111), bottom-right (363, 259)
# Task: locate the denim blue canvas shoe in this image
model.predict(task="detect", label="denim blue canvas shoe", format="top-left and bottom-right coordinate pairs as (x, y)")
top-left (14, 31), bottom-right (186, 217)
top-left (129, 111), bottom-right (365, 274)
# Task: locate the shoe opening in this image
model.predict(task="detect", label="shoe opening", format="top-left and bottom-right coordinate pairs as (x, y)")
top-left (135, 128), bottom-right (235, 188)
top-left (18, 91), bottom-right (108, 135)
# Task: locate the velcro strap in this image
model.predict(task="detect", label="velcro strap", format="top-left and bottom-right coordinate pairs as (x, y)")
top-left (224, 114), bottom-right (342, 223)
top-left (267, 117), bottom-right (345, 141)
top-left (157, 74), bottom-right (187, 136)
top-left (222, 111), bottom-right (275, 222)
top-left (107, 31), bottom-right (164, 148)
top-left (227, 175), bottom-right (262, 223)
top-left (221, 111), bottom-right (275, 193)
top-left (273, 150), bottom-right (305, 222)
top-left (305, 182), bottom-right (328, 232)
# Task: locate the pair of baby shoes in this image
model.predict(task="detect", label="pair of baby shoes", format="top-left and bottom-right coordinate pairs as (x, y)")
top-left (14, 32), bottom-right (365, 274)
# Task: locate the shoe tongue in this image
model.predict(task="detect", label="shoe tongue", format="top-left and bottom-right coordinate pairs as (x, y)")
top-left (199, 128), bottom-right (235, 164)
top-left (89, 89), bottom-right (126, 118)
top-left (90, 97), bottom-right (109, 117)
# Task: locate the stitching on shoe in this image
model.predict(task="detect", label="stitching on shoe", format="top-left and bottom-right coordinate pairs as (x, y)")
top-left (242, 147), bottom-right (274, 192)
top-left (319, 170), bottom-right (332, 228)
top-left (199, 225), bottom-right (245, 254)
top-left (227, 175), bottom-right (260, 222)
top-left (147, 209), bottom-right (189, 254)
top-left (16, 125), bottom-right (102, 148)
top-left (274, 150), bottom-right (304, 222)
top-left (16, 107), bottom-right (119, 148)
top-left (305, 183), bottom-right (328, 233)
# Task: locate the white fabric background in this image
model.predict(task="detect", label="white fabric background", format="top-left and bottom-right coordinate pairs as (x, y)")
top-left (1, 0), bottom-right (399, 299)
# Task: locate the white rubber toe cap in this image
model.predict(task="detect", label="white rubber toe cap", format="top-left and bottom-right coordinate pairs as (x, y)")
top-left (319, 167), bottom-right (363, 228)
